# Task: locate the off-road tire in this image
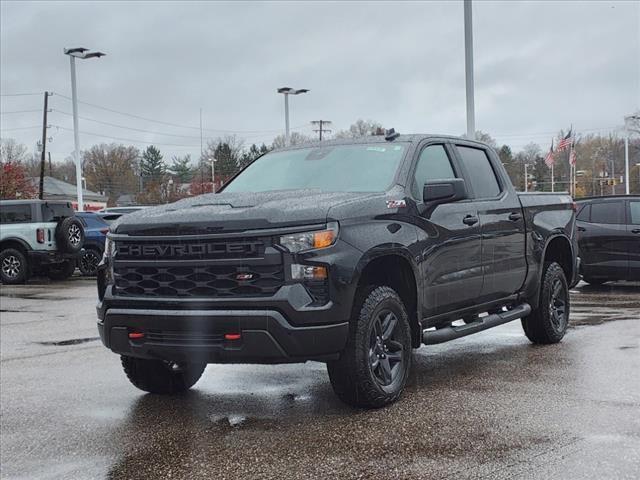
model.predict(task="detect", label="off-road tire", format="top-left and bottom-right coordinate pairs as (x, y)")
top-left (121, 356), bottom-right (206, 394)
top-left (522, 262), bottom-right (569, 344)
top-left (55, 217), bottom-right (85, 254)
top-left (78, 248), bottom-right (102, 276)
top-left (0, 248), bottom-right (28, 284)
top-left (327, 285), bottom-right (412, 408)
top-left (46, 260), bottom-right (76, 280)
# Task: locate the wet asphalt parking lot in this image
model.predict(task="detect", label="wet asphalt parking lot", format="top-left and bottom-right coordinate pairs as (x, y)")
top-left (1, 277), bottom-right (639, 480)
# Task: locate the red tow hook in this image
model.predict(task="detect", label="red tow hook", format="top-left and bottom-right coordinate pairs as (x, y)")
top-left (128, 331), bottom-right (145, 340)
top-left (224, 333), bottom-right (241, 341)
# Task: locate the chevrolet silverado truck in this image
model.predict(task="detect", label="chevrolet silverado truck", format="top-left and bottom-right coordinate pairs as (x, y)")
top-left (97, 133), bottom-right (579, 408)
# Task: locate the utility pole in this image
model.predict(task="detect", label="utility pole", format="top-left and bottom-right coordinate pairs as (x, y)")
top-left (524, 163), bottom-right (528, 192)
top-left (311, 120), bottom-right (332, 141)
top-left (464, 0), bottom-right (476, 139)
top-left (48, 152), bottom-right (52, 177)
top-left (39, 91), bottom-right (51, 200)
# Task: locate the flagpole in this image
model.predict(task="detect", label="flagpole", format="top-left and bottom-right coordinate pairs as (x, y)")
top-left (551, 163), bottom-right (554, 192)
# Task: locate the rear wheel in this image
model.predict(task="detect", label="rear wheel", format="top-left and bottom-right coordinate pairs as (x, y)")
top-left (55, 217), bottom-right (85, 253)
top-left (46, 260), bottom-right (76, 280)
top-left (0, 248), bottom-right (28, 284)
top-left (78, 248), bottom-right (101, 276)
top-left (327, 285), bottom-right (412, 408)
top-left (121, 356), bottom-right (206, 394)
top-left (522, 262), bottom-right (569, 344)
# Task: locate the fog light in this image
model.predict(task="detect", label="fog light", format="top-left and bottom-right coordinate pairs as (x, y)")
top-left (291, 264), bottom-right (328, 280)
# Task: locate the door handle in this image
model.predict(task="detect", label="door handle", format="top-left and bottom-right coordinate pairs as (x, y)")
top-left (508, 212), bottom-right (522, 221)
top-left (577, 226), bottom-right (586, 232)
top-left (463, 215), bottom-right (479, 226)
top-left (632, 229), bottom-right (640, 234)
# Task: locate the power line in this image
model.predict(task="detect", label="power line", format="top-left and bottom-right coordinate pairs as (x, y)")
top-left (0, 92), bottom-right (42, 97)
top-left (53, 93), bottom-right (295, 134)
top-left (0, 109), bottom-right (42, 115)
top-left (0, 125), bottom-right (41, 132)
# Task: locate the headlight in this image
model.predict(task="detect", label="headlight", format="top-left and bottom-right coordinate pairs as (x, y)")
top-left (102, 237), bottom-right (115, 261)
top-left (279, 222), bottom-right (339, 253)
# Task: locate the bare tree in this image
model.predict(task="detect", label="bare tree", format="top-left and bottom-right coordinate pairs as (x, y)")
top-left (83, 143), bottom-right (140, 206)
top-left (334, 119), bottom-right (383, 139)
top-left (271, 132), bottom-right (312, 149)
top-left (0, 139), bottom-right (29, 164)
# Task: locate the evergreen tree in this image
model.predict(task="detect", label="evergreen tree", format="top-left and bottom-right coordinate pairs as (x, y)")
top-left (169, 155), bottom-right (193, 183)
top-left (140, 145), bottom-right (165, 183)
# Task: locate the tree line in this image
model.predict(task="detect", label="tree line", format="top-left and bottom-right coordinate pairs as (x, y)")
top-left (2, 119), bottom-right (639, 204)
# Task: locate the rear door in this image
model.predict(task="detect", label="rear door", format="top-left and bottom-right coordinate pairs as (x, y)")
top-left (452, 143), bottom-right (527, 302)
top-left (626, 199), bottom-right (640, 280)
top-left (578, 199), bottom-right (628, 280)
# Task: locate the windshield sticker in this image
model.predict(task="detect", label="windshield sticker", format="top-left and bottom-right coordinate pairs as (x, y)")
top-left (386, 199), bottom-right (406, 209)
top-left (366, 147), bottom-right (387, 152)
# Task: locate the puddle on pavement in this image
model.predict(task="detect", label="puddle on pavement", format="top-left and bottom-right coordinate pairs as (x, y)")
top-left (37, 337), bottom-right (100, 346)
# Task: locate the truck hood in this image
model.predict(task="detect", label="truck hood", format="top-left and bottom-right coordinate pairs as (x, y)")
top-left (113, 189), bottom-right (381, 235)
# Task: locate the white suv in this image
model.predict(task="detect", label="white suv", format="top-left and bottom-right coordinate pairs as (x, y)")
top-left (0, 200), bottom-right (85, 284)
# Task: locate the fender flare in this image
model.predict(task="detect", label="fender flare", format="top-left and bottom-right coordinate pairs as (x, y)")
top-left (0, 237), bottom-right (32, 253)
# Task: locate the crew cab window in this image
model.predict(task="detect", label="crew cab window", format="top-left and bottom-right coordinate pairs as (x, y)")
top-left (0, 204), bottom-right (32, 224)
top-left (590, 201), bottom-right (624, 225)
top-left (411, 145), bottom-right (456, 198)
top-left (456, 146), bottom-right (501, 199)
top-left (630, 201), bottom-right (640, 225)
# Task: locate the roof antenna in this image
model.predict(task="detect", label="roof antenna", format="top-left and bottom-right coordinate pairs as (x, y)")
top-left (385, 128), bottom-right (400, 141)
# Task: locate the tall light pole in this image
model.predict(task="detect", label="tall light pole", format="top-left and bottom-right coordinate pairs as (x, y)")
top-left (464, 0), bottom-right (475, 139)
top-left (277, 87), bottom-right (309, 146)
top-left (64, 47), bottom-right (105, 211)
top-left (624, 114), bottom-right (640, 195)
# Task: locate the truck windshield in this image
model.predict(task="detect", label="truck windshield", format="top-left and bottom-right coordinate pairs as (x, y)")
top-left (224, 143), bottom-right (407, 193)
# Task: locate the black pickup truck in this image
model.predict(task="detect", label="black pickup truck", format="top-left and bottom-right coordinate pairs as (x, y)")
top-left (97, 133), bottom-right (579, 408)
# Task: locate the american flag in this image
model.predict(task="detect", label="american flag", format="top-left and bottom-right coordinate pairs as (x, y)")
top-left (557, 128), bottom-right (573, 151)
top-left (569, 143), bottom-right (577, 166)
top-left (544, 140), bottom-right (555, 167)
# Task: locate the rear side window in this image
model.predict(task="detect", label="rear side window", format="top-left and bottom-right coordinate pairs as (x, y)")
top-left (41, 203), bottom-right (74, 222)
top-left (576, 204), bottom-right (590, 221)
top-left (0, 204), bottom-right (32, 224)
top-left (590, 201), bottom-right (624, 225)
top-left (456, 146), bottom-right (501, 199)
top-left (411, 145), bottom-right (456, 198)
top-left (630, 201), bottom-right (640, 225)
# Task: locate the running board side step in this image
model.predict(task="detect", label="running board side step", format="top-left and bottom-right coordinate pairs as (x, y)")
top-left (422, 303), bottom-right (531, 345)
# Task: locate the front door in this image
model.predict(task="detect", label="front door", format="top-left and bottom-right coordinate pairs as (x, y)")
top-left (579, 199), bottom-right (628, 280)
top-left (409, 142), bottom-right (483, 318)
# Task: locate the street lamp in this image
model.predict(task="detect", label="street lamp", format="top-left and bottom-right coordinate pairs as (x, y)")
top-left (209, 157), bottom-right (217, 193)
top-left (64, 47), bottom-right (106, 211)
top-left (277, 87), bottom-right (309, 146)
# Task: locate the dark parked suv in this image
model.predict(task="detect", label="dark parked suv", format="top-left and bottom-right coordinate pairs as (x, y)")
top-left (576, 195), bottom-right (640, 285)
top-left (98, 134), bottom-right (578, 408)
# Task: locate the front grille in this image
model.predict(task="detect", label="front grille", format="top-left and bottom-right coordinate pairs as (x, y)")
top-left (114, 264), bottom-right (284, 298)
top-left (115, 237), bottom-right (264, 261)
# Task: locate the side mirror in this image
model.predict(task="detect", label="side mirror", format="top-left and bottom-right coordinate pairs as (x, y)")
top-left (423, 178), bottom-right (467, 205)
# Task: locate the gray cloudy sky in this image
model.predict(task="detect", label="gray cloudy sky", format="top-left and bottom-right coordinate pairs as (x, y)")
top-left (1, 0), bottom-right (639, 163)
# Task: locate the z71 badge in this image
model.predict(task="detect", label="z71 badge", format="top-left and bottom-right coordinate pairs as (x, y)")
top-left (386, 199), bottom-right (406, 209)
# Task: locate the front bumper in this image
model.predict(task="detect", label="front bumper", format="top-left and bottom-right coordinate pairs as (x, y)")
top-left (97, 305), bottom-right (348, 364)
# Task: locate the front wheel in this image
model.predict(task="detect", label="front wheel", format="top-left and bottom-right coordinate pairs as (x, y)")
top-left (121, 356), bottom-right (206, 394)
top-left (522, 262), bottom-right (570, 344)
top-left (327, 285), bottom-right (412, 408)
